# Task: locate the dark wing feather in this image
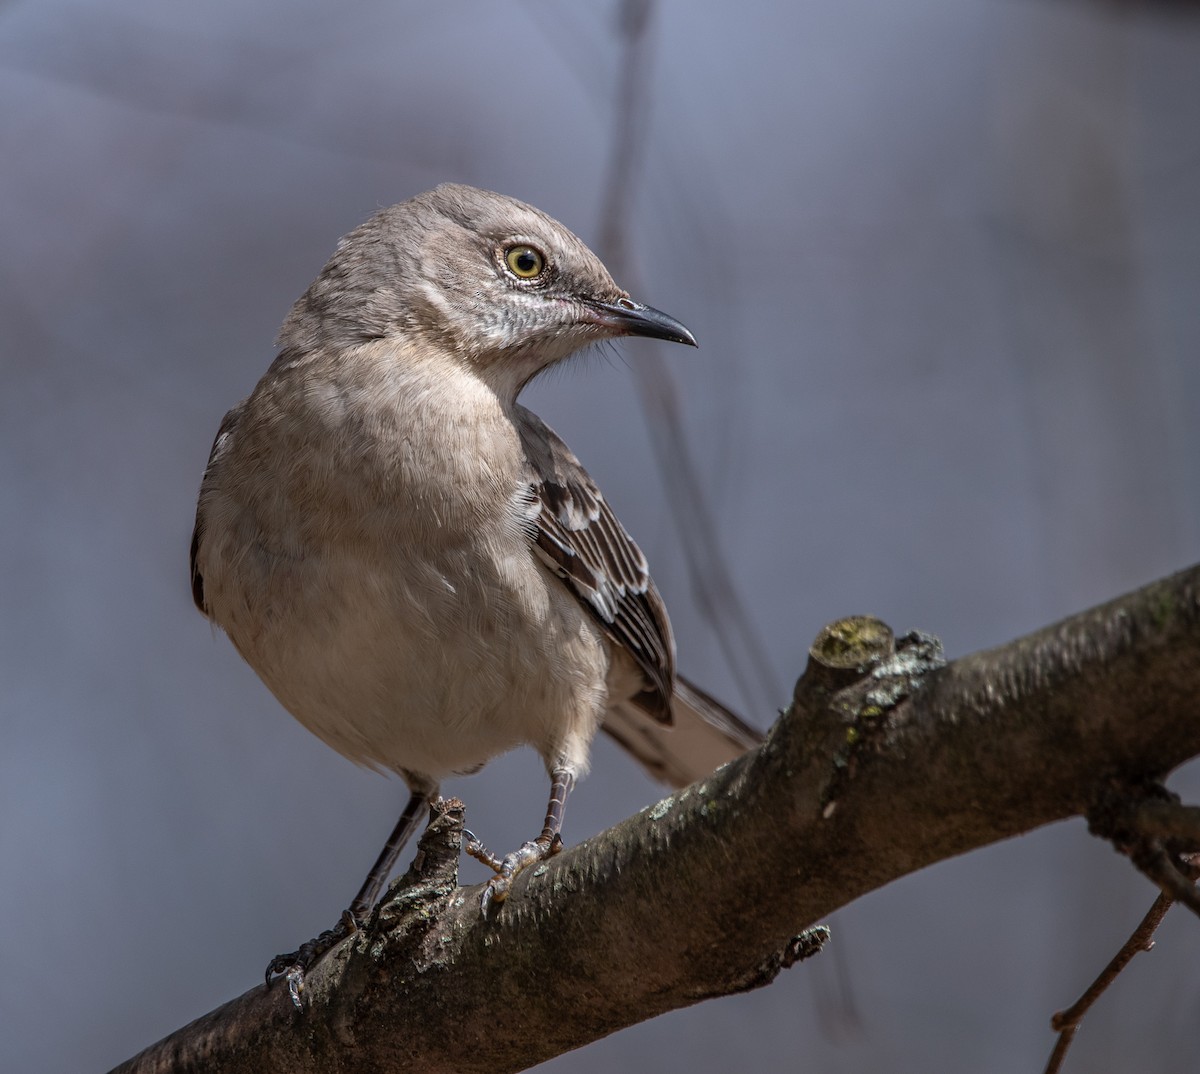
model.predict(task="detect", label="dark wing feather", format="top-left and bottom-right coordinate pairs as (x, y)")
top-left (515, 405), bottom-right (675, 723)
top-left (189, 402), bottom-right (245, 615)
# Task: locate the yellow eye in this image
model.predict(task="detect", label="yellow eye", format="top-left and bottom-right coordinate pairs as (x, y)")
top-left (505, 244), bottom-right (546, 279)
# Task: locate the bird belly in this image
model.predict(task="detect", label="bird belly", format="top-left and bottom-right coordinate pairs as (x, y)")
top-left (205, 529), bottom-right (610, 780)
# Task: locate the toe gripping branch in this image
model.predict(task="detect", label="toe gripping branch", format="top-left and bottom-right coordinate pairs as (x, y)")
top-left (265, 909), bottom-right (362, 1010)
top-left (464, 767), bottom-right (572, 915)
top-left (265, 795), bottom-right (462, 1011)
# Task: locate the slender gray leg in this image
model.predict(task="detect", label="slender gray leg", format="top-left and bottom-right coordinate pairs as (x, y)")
top-left (346, 788), bottom-right (431, 918)
top-left (266, 781), bottom-right (437, 1007)
top-left (465, 767), bottom-right (574, 913)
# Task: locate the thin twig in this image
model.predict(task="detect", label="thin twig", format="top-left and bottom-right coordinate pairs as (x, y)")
top-left (1042, 891), bottom-right (1173, 1074)
top-left (1132, 842), bottom-right (1200, 919)
top-left (1044, 849), bottom-right (1200, 1074)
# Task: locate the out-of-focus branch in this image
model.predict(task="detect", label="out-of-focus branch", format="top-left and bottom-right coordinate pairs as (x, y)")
top-left (597, 0), bottom-right (784, 717)
top-left (110, 562), bottom-right (1200, 1074)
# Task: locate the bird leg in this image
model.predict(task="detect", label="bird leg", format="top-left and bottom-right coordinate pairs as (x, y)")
top-left (465, 767), bottom-right (573, 913)
top-left (265, 786), bottom-right (432, 1008)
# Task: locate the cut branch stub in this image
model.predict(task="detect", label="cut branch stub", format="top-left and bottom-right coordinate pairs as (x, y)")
top-left (802, 615), bottom-right (896, 694)
top-left (790, 618), bottom-right (947, 820)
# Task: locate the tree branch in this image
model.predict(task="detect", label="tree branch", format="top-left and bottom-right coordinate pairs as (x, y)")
top-left (111, 563), bottom-right (1200, 1074)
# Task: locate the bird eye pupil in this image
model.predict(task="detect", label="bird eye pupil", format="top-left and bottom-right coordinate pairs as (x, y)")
top-left (505, 245), bottom-right (545, 279)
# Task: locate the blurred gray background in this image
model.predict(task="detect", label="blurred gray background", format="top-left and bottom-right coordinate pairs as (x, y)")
top-left (3, 1), bottom-right (1199, 1071)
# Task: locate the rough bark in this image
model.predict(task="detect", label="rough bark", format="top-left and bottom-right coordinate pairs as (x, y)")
top-left (111, 563), bottom-right (1200, 1074)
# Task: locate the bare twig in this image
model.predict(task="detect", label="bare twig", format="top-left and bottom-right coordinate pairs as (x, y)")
top-left (1089, 782), bottom-right (1200, 917)
top-left (1044, 785), bottom-right (1200, 1072)
top-left (1129, 843), bottom-right (1200, 918)
top-left (1042, 891), bottom-right (1174, 1074)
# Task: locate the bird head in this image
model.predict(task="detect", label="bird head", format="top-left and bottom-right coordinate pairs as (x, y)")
top-left (278, 183), bottom-right (696, 398)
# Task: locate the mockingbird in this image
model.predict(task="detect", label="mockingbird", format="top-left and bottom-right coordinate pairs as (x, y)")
top-left (190, 183), bottom-right (761, 1003)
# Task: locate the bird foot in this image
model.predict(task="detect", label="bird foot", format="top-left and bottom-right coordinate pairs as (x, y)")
top-left (265, 908), bottom-right (361, 1010)
top-left (463, 831), bottom-right (563, 914)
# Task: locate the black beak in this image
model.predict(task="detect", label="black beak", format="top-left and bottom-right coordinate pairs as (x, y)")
top-left (583, 298), bottom-right (698, 347)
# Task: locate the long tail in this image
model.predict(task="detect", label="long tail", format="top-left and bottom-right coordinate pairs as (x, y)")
top-left (602, 675), bottom-right (765, 789)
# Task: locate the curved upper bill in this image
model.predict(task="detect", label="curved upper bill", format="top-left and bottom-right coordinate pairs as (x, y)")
top-left (582, 298), bottom-right (698, 347)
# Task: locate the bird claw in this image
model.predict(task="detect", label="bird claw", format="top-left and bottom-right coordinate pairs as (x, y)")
top-left (462, 829), bottom-right (503, 873)
top-left (285, 966), bottom-right (305, 1010)
top-left (265, 909), bottom-right (361, 1009)
top-left (471, 836), bottom-right (564, 914)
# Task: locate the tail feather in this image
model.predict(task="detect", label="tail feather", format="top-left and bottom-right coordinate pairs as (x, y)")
top-left (603, 675), bottom-right (764, 789)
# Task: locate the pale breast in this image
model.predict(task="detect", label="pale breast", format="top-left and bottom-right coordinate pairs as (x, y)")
top-left (195, 341), bottom-right (614, 777)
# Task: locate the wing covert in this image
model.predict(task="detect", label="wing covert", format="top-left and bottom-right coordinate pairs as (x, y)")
top-left (515, 405), bottom-right (675, 723)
